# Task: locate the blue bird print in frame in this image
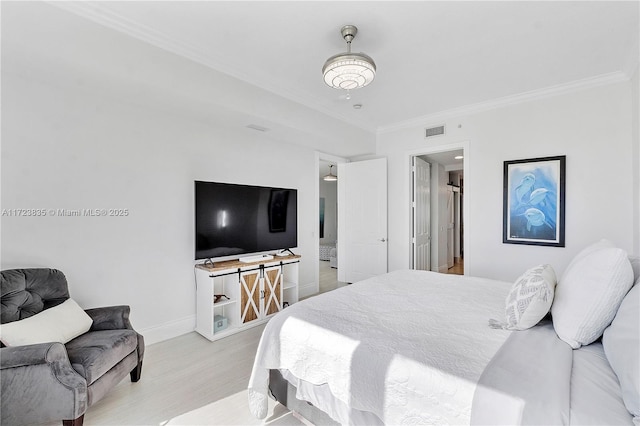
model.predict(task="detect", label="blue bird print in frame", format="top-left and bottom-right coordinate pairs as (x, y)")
top-left (503, 156), bottom-right (565, 247)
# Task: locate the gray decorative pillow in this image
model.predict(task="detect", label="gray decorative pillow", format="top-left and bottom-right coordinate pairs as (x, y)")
top-left (491, 264), bottom-right (556, 330)
top-left (602, 280), bottom-right (639, 420)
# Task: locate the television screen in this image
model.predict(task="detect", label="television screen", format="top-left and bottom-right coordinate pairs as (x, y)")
top-left (195, 181), bottom-right (298, 260)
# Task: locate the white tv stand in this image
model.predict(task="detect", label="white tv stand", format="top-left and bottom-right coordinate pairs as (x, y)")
top-left (194, 254), bottom-right (300, 341)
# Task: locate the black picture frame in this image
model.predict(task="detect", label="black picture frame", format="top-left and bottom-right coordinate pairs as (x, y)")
top-left (503, 155), bottom-right (565, 247)
top-left (319, 197), bottom-right (325, 239)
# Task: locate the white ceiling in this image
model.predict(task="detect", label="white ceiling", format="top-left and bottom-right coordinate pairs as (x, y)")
top-left (420, 150), bottom-right (464, 170)
top-left (50, 1), bottom-right (638, 135)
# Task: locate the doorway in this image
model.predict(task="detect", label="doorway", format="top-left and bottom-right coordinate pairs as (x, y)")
top-left (315, 153), bottom-right (348, 296)
top-left (410, 143), bottom-right (467, 275)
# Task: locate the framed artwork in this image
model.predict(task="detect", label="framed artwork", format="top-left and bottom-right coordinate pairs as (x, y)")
top-left (268, 189), bottom-right (290, 232)
top-left (503, 155), bottom-right (565, 247)
top-left (319, 197), bottom-right (325, 238)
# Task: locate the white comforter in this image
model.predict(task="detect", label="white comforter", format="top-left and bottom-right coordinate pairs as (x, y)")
top-left (248, 270), bottom-right (513, 425)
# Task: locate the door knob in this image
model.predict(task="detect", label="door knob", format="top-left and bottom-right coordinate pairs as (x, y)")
top-left (379, 238), bottom-right (386, 242)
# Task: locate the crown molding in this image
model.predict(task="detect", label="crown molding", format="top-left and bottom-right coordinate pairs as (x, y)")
top-left (48, 1), bottom-right (376, 134)
top-left (377, 71), bottom-right (630, 135)
top-left (625, 58), bottom-right (640, 80)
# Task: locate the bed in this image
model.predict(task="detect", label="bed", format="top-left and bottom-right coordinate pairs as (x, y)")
top-left (248, 241), bottom-right (639, 425)
top-left (319, 244), bottom-right (335, 261)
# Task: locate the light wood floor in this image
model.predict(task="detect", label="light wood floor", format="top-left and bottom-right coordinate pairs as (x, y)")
top-left (68, 325), bottom-right (301, 426)
top-left (318, 260), bottom-right (348, 294)
top-left (447, 258), bottom-right (464, 275)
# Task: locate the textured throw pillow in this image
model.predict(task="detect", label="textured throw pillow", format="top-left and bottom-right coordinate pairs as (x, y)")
top-left (505, 264), bottom-right (556, 330)
top-left (603, 281), bottom-right (640, 420)
top-left (551, 242), bottom-right (634, 349)
top-left (0, 298), bottom-right (93, 346)
top-left (489, 264), bottom-right (556, 330)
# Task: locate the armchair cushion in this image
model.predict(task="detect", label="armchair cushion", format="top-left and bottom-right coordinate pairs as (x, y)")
top-left (85, 305), bottom-right (146, 370)
top-left (65, 330), bottom-right (138, 385)
top-left (86, 305), bottom-right (132, 331)
top-left (0, 298), bottom-right (93, 346)
top-left (1, 269), bottom-right (69, 322)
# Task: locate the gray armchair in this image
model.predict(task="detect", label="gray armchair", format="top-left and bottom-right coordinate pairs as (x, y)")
top-left (0, 268), bottom-right (144, 426)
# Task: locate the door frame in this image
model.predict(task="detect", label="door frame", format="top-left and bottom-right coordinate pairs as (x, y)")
top-left (406, 141), bottom-right (469, 272)
top-left (314, 151), bottom-right (348, 297)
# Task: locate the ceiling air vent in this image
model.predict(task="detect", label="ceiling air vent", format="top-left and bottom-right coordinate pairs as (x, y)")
top-left (425, 125), bottom-right (445, 138)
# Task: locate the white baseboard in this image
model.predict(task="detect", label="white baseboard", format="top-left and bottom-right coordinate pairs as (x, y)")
top-left (298, 281), bottom-right (318, 299)
top-left (138, 315), bottom-right (195, 345)
top-left (140, 283), bottom-right (317, 344)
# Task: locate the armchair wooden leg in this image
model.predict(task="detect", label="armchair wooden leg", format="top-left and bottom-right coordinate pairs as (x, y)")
top-left (62, 414), bottom-right (84, 426)
top-left (130, 360), bottom-right (143, 382)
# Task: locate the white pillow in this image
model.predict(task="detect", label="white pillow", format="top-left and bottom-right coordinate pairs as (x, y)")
top-left (603, 281), bottom-right (640, 420)
top-left (552, 242), bottom-right (634, 349)
top-left (0, 298), bottom-right (93, 346)
top-left (503, 264), bottom-right (557, 330)
top-left (562, 238), bottom-right (615, 274)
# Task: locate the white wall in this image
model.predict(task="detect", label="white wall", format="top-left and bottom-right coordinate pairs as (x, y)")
top-left (378, 81), bottom-right (635, 282)
top-left (1, 72), bottom-right (324, 343)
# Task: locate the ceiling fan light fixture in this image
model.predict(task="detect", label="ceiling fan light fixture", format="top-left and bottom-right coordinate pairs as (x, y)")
top-left (322, 25), bottom-right (376, 90)
top-left (323, 164), bottom-right (338, 181)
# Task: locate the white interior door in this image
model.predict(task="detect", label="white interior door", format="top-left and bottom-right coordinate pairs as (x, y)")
top-left (413, 157), bottom-right (431, 270)
top-left (337, 158), bottom-right (387, 283)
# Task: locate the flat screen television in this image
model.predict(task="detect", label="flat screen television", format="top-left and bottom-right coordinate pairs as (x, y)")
top-left (195, 181), bottom-right (298, 261)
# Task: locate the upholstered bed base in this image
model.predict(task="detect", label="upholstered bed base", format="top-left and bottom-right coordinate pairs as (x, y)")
top-left (269, 369), bottom-right (339, 425)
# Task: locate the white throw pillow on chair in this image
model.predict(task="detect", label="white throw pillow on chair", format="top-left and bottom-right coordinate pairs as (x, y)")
top-left (0, 298), bottom-right (93, 346)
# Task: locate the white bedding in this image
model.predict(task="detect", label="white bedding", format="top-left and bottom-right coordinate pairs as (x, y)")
top-left (471, 321), bottom-right (573, 425)
top-left (471, 321), bottom-right (633, 425)
top-left (570, 343), bottom-right (634, 425)
top-left (248, 269), bottom-right (513, 425)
